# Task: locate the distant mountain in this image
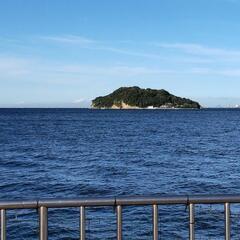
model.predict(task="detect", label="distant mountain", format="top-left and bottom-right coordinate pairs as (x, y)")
top-left (92, 86), bottom-right (201, 109)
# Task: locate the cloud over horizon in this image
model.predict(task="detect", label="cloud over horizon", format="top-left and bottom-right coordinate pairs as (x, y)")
top-left (1, 33), bottom-right (240, 107)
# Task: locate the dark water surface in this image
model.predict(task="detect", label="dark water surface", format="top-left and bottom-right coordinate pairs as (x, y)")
top-left (1, 108), bottom-right (240, 239)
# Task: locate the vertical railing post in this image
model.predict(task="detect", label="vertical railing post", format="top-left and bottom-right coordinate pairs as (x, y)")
top-left (152, 204), bottom-right (158, 240)
top-left (1, 209), bottom-right (6, 240)
top-left (39, 206), bottom-right (48, 240)
top-left (189, 203), bottom-right (195, 240)
top-left (225, 203), bottom-right (231, 240)
top-left (117, 205), bottom-right (122, 240)
top-left (80, 206), bottom-right (85, 240)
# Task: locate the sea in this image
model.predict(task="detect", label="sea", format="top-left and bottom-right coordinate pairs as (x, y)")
top-left (1, 108), bottom-right (240, 239)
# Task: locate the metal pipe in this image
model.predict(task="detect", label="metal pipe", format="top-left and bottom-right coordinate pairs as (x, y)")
top-left (38, 197), bottom-right (115, 208)
top-left (189, 203), bottom-right (195, 240)
top-left (152, 204), bottom-right (158, 240)
top-left (0, 200), bottom-right (37, 209)
top-left (117, 205), bottom-right (122, 240)
top-left (0, 195), bottom-right (239, 239)
top-left (225, 203), bottom-right (231, 240)
top-left (1, 209), bottom-right (6, 240)
top-left (80, 206), bottom-right (85, 240)
top-left (2, 195), bottom-right (240, 209)
top-left (39, 206), bottom-right (48, 240)
top-left (117, 195), bottom-right (188, 206)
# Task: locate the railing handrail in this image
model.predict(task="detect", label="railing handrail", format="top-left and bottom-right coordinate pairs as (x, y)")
top-left (1, 194), bottom-right (240, 209)
top-left (1, 194), bottom-right (239, 240)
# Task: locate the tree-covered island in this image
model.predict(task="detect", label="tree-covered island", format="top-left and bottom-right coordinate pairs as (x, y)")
top-left (92, 86), bottom-right (201, 109)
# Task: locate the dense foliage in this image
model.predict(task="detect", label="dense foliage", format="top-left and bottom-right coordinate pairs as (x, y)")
top-left (92, 86), bottom-right (201, 109)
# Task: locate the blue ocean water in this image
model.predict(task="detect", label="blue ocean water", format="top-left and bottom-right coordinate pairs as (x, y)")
top-left (1, 108), bottom-right (240, 239)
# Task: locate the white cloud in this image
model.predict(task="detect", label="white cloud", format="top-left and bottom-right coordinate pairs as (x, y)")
top-left (0, 56), bottom-right (31, 77)
top-left (191, 67), bottom-right (240, 77)
top-left (225, 0), bottom-right (239, 3)
top-left (0, 54), bottom-right (176, 85)
top-left (58, 64), bottom-right (173, 77)
top-left (73, 98), bottom-right (85, 103)
top-left (156, 43), bottom-right (240, 59)
top-left (41, 34), bottom-right (167, 60)
top-left (40, 35), bottom-right (95, 45)
top-left (16, 101), bottom-right (25, 105)
top-left (1, 54), bottom-right (240, 84)
top-left (40, 35), bottom-right (240, 64)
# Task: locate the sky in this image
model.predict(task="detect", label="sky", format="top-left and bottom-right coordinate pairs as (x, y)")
top-left (1, 0), bottom-right (240, 107)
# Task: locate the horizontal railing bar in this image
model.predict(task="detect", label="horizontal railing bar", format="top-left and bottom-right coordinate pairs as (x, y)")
top-left (189, 194), bottom-right (240, 204)
top-left (116, 195), bottom-right (188, 205)
top-left (1, 194), bottom-right (240, 209)
top-left (0, 200), bottom-right (38, 209)
top-left (38, 197), bottom-right (115, 208)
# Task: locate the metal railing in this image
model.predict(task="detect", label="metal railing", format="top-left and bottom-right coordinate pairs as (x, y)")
top-left (1, 194), bottom-right (240, 240)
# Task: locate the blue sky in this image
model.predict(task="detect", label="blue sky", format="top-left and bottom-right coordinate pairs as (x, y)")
top-left (1, 0), bottom-right (240, 107)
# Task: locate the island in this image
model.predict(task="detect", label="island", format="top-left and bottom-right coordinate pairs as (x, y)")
top-left (91, 86), bottom-right (201, 109)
